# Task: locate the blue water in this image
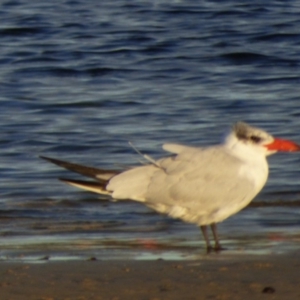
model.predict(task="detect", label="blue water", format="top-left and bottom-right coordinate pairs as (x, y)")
top-left (1, 0), bottom-right (300, 261)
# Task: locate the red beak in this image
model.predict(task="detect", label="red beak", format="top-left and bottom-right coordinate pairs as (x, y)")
top-left (265, 138), bottom-right (300, 152)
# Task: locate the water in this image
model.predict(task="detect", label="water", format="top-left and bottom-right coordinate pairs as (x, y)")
top-left (1, 0), bottom-right (300, 261)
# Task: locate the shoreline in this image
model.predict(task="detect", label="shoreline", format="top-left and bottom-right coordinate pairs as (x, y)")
top-left (0, 253), bottom-right (299, 300)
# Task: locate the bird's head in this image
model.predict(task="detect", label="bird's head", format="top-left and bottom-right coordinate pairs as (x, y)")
top-left (226, 122), bottom-right (300, 157)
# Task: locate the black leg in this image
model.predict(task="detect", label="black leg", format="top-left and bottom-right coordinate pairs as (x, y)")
top-left (200, 225), bottom-right (213, 252)
top-left (210, 223), bottom-right (224, 251)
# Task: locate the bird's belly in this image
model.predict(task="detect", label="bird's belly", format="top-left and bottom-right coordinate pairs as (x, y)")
top-left (146, 178), bottom-right (261, 226)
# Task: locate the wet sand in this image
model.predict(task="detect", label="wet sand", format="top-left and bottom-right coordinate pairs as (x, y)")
top-left (0, 254), bottom-right (299, 300)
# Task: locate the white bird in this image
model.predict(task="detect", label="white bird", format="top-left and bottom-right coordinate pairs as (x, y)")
top-left (40, 122), bottom-right (300, 251)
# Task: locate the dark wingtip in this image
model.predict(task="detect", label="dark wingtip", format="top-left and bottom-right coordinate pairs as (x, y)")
top-left (39, 155), bottom-right (57, 163)
top-left (40, 155), bottom-right (119, 181)
top-left (58, 177), bottom-right (109, 194)
top-left (39, 155), bottom-right (75, 169)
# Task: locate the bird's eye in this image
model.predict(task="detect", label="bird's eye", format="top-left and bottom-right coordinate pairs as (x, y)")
top-left (250, 135), bottom-right (262, 143)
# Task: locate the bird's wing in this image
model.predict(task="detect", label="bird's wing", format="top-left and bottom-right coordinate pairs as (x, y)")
top-left (147, 146), bottom-right (261, 224)
top-left (108, 145), bottom-right (262, 224)
top-left (162, 143), bottom-right (195, 154)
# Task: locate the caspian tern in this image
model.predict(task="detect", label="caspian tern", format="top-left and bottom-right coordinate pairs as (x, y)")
top-left (40, 122), bottom-right (300, 251)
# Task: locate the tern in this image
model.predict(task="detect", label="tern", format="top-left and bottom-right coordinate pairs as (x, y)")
top-left (40, 122), bottom-right (300, 251)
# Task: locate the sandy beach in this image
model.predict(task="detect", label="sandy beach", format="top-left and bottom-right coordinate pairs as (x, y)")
top-left (0, 254), bottom-right (299, 300)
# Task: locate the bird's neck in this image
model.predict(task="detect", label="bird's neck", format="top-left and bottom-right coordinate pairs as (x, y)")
top-left (223, 134), bottom-right (269, 191)
top-left (223, 134), bottom-right (267, 164)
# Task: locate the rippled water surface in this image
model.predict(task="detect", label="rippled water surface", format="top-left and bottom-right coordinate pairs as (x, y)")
top-left (1, 0), bottom-right (300, 261)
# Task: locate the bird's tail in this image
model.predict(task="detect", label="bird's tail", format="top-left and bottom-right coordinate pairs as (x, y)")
top-left (40, 156), bottom-right (120, 195)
